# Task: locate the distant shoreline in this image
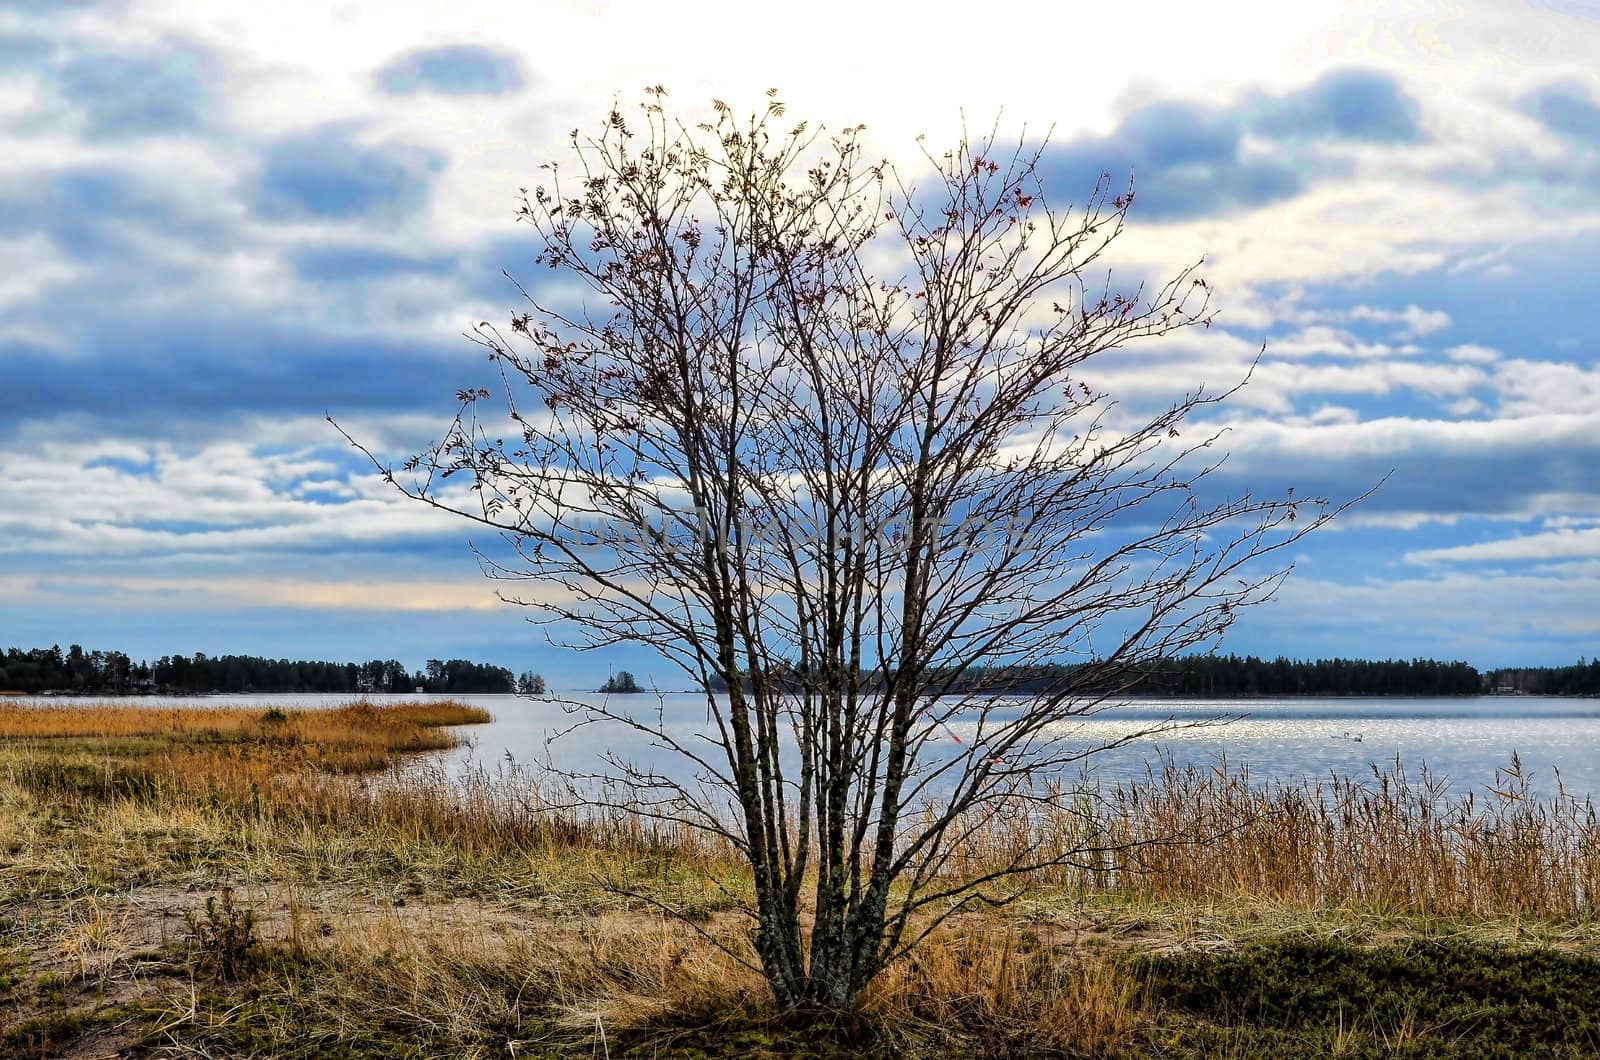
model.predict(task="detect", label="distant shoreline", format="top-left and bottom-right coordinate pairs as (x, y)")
top-left (8, 688), bottom-right (1600, 700)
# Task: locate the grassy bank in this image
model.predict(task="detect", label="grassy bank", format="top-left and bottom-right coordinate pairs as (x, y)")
top-left (4, 702), bottom-right (1600, 1056)
top-left (0, 698), bottom-right (490, 770)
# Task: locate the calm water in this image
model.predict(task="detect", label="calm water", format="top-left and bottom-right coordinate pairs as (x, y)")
top-left (19, 691), bottom-right (1600, 796)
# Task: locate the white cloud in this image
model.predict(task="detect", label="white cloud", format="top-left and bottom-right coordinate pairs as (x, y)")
top-left (1448, 344), bottom-right (1503, 364)
top-left (1268, 325), bottom-right (1419, 360)
top-left (1261, 360), bottom-right (1487, 398)
top-left (1197, 409), bottom-right (1600, 526)
top-left (1265, 564), bottom-right (1600, 648)
top-left (0, 434), bottom-right (466, 559)
top-left (1348, 303), bottom-right (1452, 337)
top-left (0, 234), bottom-right (79, 313)
top-left (1492, 358), bottom-right (1600, 416)
top-left (1449, 246), bottom-right (1511, 275)
top-left (1090, 352), bottom-right (1489, 419)
top-left (1308, 405), bottom-right (1360, 425)
top-left (0, 573), bottom-right (509, 612)
top-left (1407, 527), bottom-right (1600, 565)
top-left (1222, 407), bottom-right (1600, 463)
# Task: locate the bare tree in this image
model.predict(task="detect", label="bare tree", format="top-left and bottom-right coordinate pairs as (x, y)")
top-left (346, 89), bottom-right (1341, 1011)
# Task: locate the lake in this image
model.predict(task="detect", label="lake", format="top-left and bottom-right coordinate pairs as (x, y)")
top-left (17, 691), bottom-right (1600, 797)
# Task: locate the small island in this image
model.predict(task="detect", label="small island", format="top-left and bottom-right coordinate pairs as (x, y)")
top-left (597, 670), bottom-right (642, 694)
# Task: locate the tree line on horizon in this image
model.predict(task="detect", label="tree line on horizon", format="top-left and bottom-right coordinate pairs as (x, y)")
top-left (1489, 661), bottom-right (1600, 696)
top-left (6, 643), bottom-right (1596, 698)
top-left (705, 654), bottom-right (1600, 697)
top-left (0, 644), bottom-right (539, 696)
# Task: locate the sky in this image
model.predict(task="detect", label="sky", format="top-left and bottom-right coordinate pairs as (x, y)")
top-left (2, 0), bottom-right (1598, 687)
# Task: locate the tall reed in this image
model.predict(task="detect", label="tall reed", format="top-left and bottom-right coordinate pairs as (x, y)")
top-left (954, 753), bottom-right (1600, 921)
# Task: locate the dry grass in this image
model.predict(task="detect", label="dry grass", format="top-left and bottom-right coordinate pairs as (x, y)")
top-left (863, 926), bottom-right (1145, 1055)
top-left (0, 698), bottom-right (488, 763)
top-left (119, 898), bottom-right (1148, 1058)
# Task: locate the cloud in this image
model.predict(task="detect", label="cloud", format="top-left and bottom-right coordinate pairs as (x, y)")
top-left (253, 125), bottom-right (445, 220)
top-left (1081, 314), bottom-right (1487, 419)
top-left (1257, 360), bottom-right (1486, 400)
top-left (1211, 411), bottom-right (1600, 523)
top-left (0, 434), bottom-right (469, 562)
top-left (1522, 81), bottom-right (1600, 141)
top-left (290, 243), bottom-right (455, 284)
top-left (1039, 100), bottom-right (1301, 220)
top-left (1251, 68), bottom-right (1425, 144)
top-left (1437, 81), bottom-right (1600, 209)
top-left (1346, 304), bottom-right (1451, 338)
top-left (0, 149), bottom-right (496, 443)
top-left (1491, 358), bottom-right (1600, 416)
top-left (1448, 344), bottom-right (1502, 364)
top-left (1252, 564), bottom-right (1600, 661)
top-left (0, 324), bottom-right (478, 437)
top-left (373, 44), bottom-right (526, 97)
top-left (0, 29), bottom-right (53, 69)
top-left (1274, 234), bottom-right (1600, 361)
top-left (0, 233), bottom-right (77, 316)
top-left (1035, 68), bottom-right (1423, 220)
top-left (0, 29), bottom-right (216, 140)
top-left (0, 165), bottom-right (225, 261)
top-left (1265, 326), bottom-right (1419, 360)
top-left (1, 0), bottom-right (112, 15)
top-left (1407, 526), bottom-right (1600, 565)
top-left (1, 573), bottom-right (510, 613)
top-left (53, 41), bottom-right (214, 138)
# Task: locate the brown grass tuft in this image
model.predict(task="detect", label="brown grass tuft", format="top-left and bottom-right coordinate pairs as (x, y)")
top-left (864, 926), bottom-right (1145, 1054)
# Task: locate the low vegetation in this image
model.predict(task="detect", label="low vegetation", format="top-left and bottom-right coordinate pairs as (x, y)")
top-left (4, 699), bottom-right (1600, 1055)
